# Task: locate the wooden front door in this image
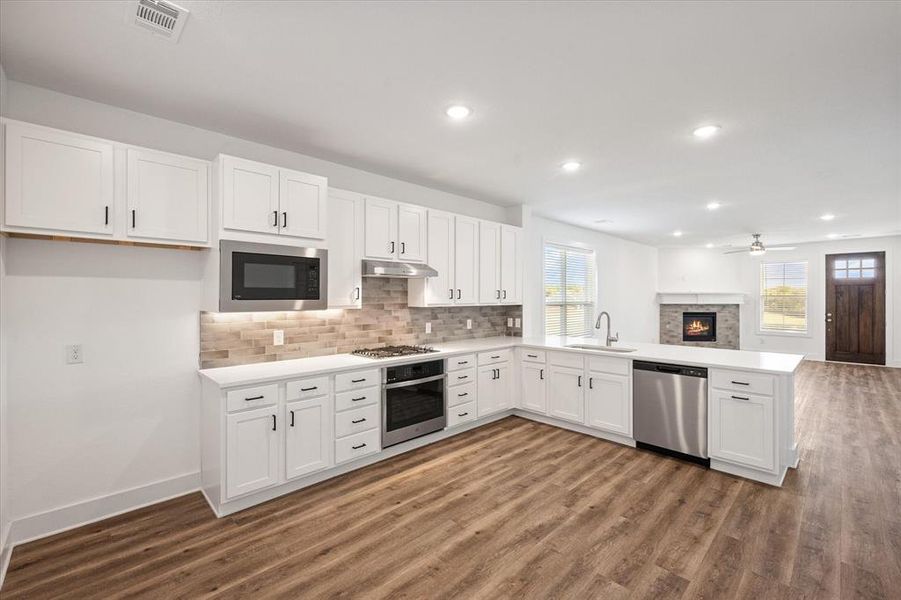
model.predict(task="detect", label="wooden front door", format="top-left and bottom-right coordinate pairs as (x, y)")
top-left (825, 251), bottom-right (886, 365)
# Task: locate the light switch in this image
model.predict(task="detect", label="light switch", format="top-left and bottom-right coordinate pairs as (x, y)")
top-left (425, 322), bottom-right (432, 334)
top-left (466, 319), bottom-right (472, 330)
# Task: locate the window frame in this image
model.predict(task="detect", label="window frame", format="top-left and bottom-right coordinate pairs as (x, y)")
top-left (757, 259), bottom-right (810, 337)
top-left (542, 241), bottom-right (597, 338)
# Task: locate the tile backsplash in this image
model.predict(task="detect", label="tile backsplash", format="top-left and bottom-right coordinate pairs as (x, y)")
top-left (200, 278), bottom-right (522, 368)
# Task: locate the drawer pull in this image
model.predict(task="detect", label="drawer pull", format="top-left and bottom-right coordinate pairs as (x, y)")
top-left (457, 375), bottom-right (468, 380)
top-left (351, 418), bottom-right (367, 424)
top-left (457, 360), bottom-right (469, 365)
top-left (731, 395), bottom-right (750, 401)
top-left (490, 355), bottom-right (500, 359)
top-left (351, 378), bottom-right (367, 383)
top-left (351, 396), bottom-right (367, 402)
top-left (352, 443), bottom-right (367, 450)
top-left (458, 392), bottom-right (468, 397)
top-left (300, 386), bottom-right (318, 392)
top-left (457, 412), bottom-right (469, 417)
top-left (244, 395), bottom-right (264, 402)
top-left (731, 380), bottom-right (750, 386)
top-left (527, 354), bottom-right (538, 358)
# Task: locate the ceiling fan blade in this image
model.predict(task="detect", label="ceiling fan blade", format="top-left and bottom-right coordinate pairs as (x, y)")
top-left (722, 249), bottom-right (749, 254)
top-left (767, 246), bottom-right (797, 251)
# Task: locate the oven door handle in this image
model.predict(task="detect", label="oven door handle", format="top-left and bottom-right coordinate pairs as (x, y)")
top-left (383, 373), bottom-right (447, 390)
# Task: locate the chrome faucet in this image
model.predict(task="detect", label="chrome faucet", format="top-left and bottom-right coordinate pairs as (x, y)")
top-left (594, 311), bottom-right (619, 347)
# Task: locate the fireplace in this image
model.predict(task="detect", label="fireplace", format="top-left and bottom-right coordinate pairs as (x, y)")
top-left (682, 312), bottom-right (717, 342)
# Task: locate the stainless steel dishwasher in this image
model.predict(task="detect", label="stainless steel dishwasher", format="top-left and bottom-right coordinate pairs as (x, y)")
top-left (633, 361), bottom-right (709, 466)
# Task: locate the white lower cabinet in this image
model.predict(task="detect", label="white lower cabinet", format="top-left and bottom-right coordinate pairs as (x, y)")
top-left (709, 390), bottom-right (775, 471)
top-left (335, 429), bottom-right (380, 464)
top-left (477, 362), bottom-right (511, 416)
top-left (547, 365), bottom-right (585, 423)
top-left (285, 397), bottom-right (333, 480)
top-left (586, 372), bottom-right (631, 436)
top-left (226, 406), bottom-right (280, 499)
top-left (520, 362), bottom-right (547, 414)
top-left (448, 401), bottom-right (477, 426)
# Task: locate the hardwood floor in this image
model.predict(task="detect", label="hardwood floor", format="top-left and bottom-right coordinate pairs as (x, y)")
top-left (3, 360), bottom-right (900, 599)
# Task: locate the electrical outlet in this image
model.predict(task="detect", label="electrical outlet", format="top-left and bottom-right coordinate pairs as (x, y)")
top-left (273, 330), bottom-right (284, 346)
top-left (507, 318), bottom-right (514, 327)
top-left (466, 319), bottom-right (472, 330)
top-left (515, 318), bottom-right (521, 328)
top-left (425, 322), bottom-right (432, 334)
top-left (66, 344), bottom-right (84, 364)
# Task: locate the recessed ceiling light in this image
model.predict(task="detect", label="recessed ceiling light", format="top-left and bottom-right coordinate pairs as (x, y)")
top-left (820, 213), bottom-right (836, 221)
top-left (673, 230), bottom-right (683, 237)
top-left (705, 243), bottom-right (714, 248)
top-left (445, 105), bottom-right (472, 120)
top-left (561, 161), bottom-right (581, 173)
top-left (693, 124), bottom-right (721, 139)
top-left (706, 201), bottom-right (721, 210)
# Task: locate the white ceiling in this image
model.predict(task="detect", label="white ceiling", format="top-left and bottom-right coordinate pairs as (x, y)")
top-left (1, 0), bottom-right (899, 247)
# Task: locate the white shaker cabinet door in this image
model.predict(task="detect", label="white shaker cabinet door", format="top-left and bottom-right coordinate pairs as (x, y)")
top-left (221, 155), bottom-right (280, 234)
top-left (586, 372), bottom-right (631, 436)
top-left (279, 168), bottom-right (328, 239)
top-left (285, 397), bottom-right (333, 480)
top-left (5, 122), bottom-right (114, 235)
top-left (548, 365), bottom-right (585, 424)
top-left (478, 221), bottom-right (501, 304)
top-left (709, 391), bottom-right (776, 471)
top-left (500, 225), bottom-right (523, 304)
top-left (364, 196), bottom-right (398, 259)
top-left (426, 210), bottom-right (455, 305)
top-left (397, 203), bottom-right (427, 262)
top-left (126, 148), bottom-right (209, 244)
top-left (328, 191), bottom-right (363, 308)
top-left (226, 407), bottom-right (280, 499)
top-left (454, 216), bottom-right (480, 304)
top-left (520, 362), bottom-right (547, 414)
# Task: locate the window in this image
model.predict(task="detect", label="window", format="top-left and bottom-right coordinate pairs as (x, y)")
top-left (833, 257), bottom-right (876, 279)
top-left (544, 243), bottom-right (596, 337)
top-left (759, 261), bottom-right (808, 333)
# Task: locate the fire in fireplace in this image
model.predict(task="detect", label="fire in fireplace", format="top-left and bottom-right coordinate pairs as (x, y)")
top-left (683, 312), bottom-right (717, 342)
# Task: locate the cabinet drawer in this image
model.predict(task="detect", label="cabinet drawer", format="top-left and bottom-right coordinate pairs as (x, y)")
top-left (448, 367), bottom-right (477, 387)
top-left (520, 349), bottom-right (547, 364)
top-left (286, 376), bottom-right (329, 401)
top-left (335, 369), bottom-right (380, 392)
top-left (448, 381), bottom-right (476, 407)
top-left (587, 355), bottom-right (629, 376)
top-left (335, 404), bottom-right (380, 438)
top-left (479, 349), bottom-right (511, 365)
top-left (548, 351), bottom-right (584, 369)
top-left (335, 429), bottom-right (380, 464)
top-left (226, 383), bottom-right (278, 412)
top-left (448, 401), bottom-right (477, 427)
top-left (447, 353), bottom-right (476, 371)
top-left (710, 369), bottom-right (775, 396)
top-left (335, 386), bottom-right (380, 412)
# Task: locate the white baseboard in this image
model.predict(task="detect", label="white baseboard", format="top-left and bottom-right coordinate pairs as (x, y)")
top-left (8, 471), bottom-right (200, 548)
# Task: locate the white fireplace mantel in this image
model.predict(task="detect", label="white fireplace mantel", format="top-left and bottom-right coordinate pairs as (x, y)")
top-left (656, 292), bottom-right (745, 305)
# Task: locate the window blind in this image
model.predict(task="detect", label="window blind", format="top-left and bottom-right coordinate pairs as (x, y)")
top-left (760, 261), bottom-right (808, 333)
top-left (544, 243), bottom-right (596, 337)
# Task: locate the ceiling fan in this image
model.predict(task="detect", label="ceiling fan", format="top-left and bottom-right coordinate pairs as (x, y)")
top-left (723, 233), bottom-right (796, 255)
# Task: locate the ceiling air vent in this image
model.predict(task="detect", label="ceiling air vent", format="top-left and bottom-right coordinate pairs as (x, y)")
top-left (131, 0), bottom-right (190, 42)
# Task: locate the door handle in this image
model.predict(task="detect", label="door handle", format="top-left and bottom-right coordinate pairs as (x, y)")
top-left (131, 209), bottom-right (136, 229)
top-left (401, 241), bottom-right (406, 254)
top-left (457, 289), bottom-right (461, 300)
top-left (104, 206), bottom-right (109, 226)
top-left (290, 410), bottom-right (295, 427)
top-left (496, 289), bottom-right (500, 299)
top-left (578, 376), bottom-right (582, 387)
top-left (390, 241), bottom-right (395, 254)
top-left (449, 288), bottom-right (454, 299)
top-left (272, 414), bottom-right (277, 431)
top-left (273, 210), bottom-right (279, 227)
top-left (540, 369), bottom-right (544, 380)
top-left (282, 212), bottom-right (287, 228)
top-left (503, 289), bottom-right (507, 300)
top-left (589, 377), bottom-right (593, 389)
top-left (355, 287), bottom-right (361, 300)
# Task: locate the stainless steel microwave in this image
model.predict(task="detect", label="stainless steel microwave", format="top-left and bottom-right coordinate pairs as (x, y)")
top-left (219, 241), bottom-right (328, 312)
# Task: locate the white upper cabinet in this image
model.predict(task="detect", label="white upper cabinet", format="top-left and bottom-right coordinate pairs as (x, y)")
top-left (454, 216), bottom-right (480, 304)
top-left (126, 148), bottom-right (209, 244)
top-left (478, 221), bottom-right (501, 303)
top-left (279, 168), bottom-right (327, 239)
top-left (425, 210), bottom-right (455, 305)
top-left (221, 155), bottom-right (280, 235)
top-left (363, 196), bottom-right (398, 259)
top-left (328, 189), bottom-right (363, 309)
top-left (397, 203), bottom-right (426, 261)
top-left (219, 155), bottom-right (327, 240)
top-left (500, 225), bottom-right (523, 304)
top-left (4, 122), bottom-right (114, 235)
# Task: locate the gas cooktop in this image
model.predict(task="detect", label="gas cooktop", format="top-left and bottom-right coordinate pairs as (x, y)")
top-left (351, 345), bottom-right (438, 359)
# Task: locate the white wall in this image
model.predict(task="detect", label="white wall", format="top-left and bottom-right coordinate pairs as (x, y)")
top-left (523, 216), bottom-right (659, 343)
top-left (0, 80), bottom-right (515, 543)
top-left (658, 236), bottom-right (901, 365)
top-left (0, 63), bottom-right (11, 570)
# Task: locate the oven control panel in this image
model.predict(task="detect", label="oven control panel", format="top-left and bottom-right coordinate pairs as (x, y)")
top-left (385, 360), bottom-right (444, 384)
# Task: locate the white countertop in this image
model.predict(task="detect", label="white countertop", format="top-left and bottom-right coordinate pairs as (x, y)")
top-left (199, 336), bottom-right (804, 388)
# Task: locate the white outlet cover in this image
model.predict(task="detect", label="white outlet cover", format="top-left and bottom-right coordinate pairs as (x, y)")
top-left (466, 319), bottom-right (472, 329)
top-left (66, 344), bottom-right (83, 364)
top-left (425, 322), bottom-right (432, 334)
top-left (515, 318), bottom-right (521, 328)
top-left (507, 318), bottom-right (514, 327)
top-left (273, 330), bottom-right (285, 346)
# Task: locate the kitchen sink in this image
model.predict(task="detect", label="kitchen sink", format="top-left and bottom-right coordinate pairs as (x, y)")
top-left (565, 344), bottom-right (637, 353)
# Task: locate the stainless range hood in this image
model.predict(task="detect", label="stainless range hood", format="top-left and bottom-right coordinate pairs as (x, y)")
top-left (362, 259), bottom-right (438, 278)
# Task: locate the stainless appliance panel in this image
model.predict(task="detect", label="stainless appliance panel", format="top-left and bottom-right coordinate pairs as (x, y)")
top-left (633, 361), bottom-right (708, 460)
top-left (381, 361), bottom-right (446, 448)
top-left (220, 240), bottom-right (328, 312)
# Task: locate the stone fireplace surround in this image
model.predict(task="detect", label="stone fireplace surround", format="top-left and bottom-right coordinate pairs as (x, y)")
top-left (659, 304), bottom-right (740, 350)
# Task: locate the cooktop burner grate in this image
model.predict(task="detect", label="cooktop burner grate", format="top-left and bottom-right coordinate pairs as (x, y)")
top-left (351, 345), bottom-right (438, 359)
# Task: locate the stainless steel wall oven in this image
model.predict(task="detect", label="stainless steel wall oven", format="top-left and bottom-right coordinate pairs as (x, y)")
top-left (382, 360), bottom-right (446, 447)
